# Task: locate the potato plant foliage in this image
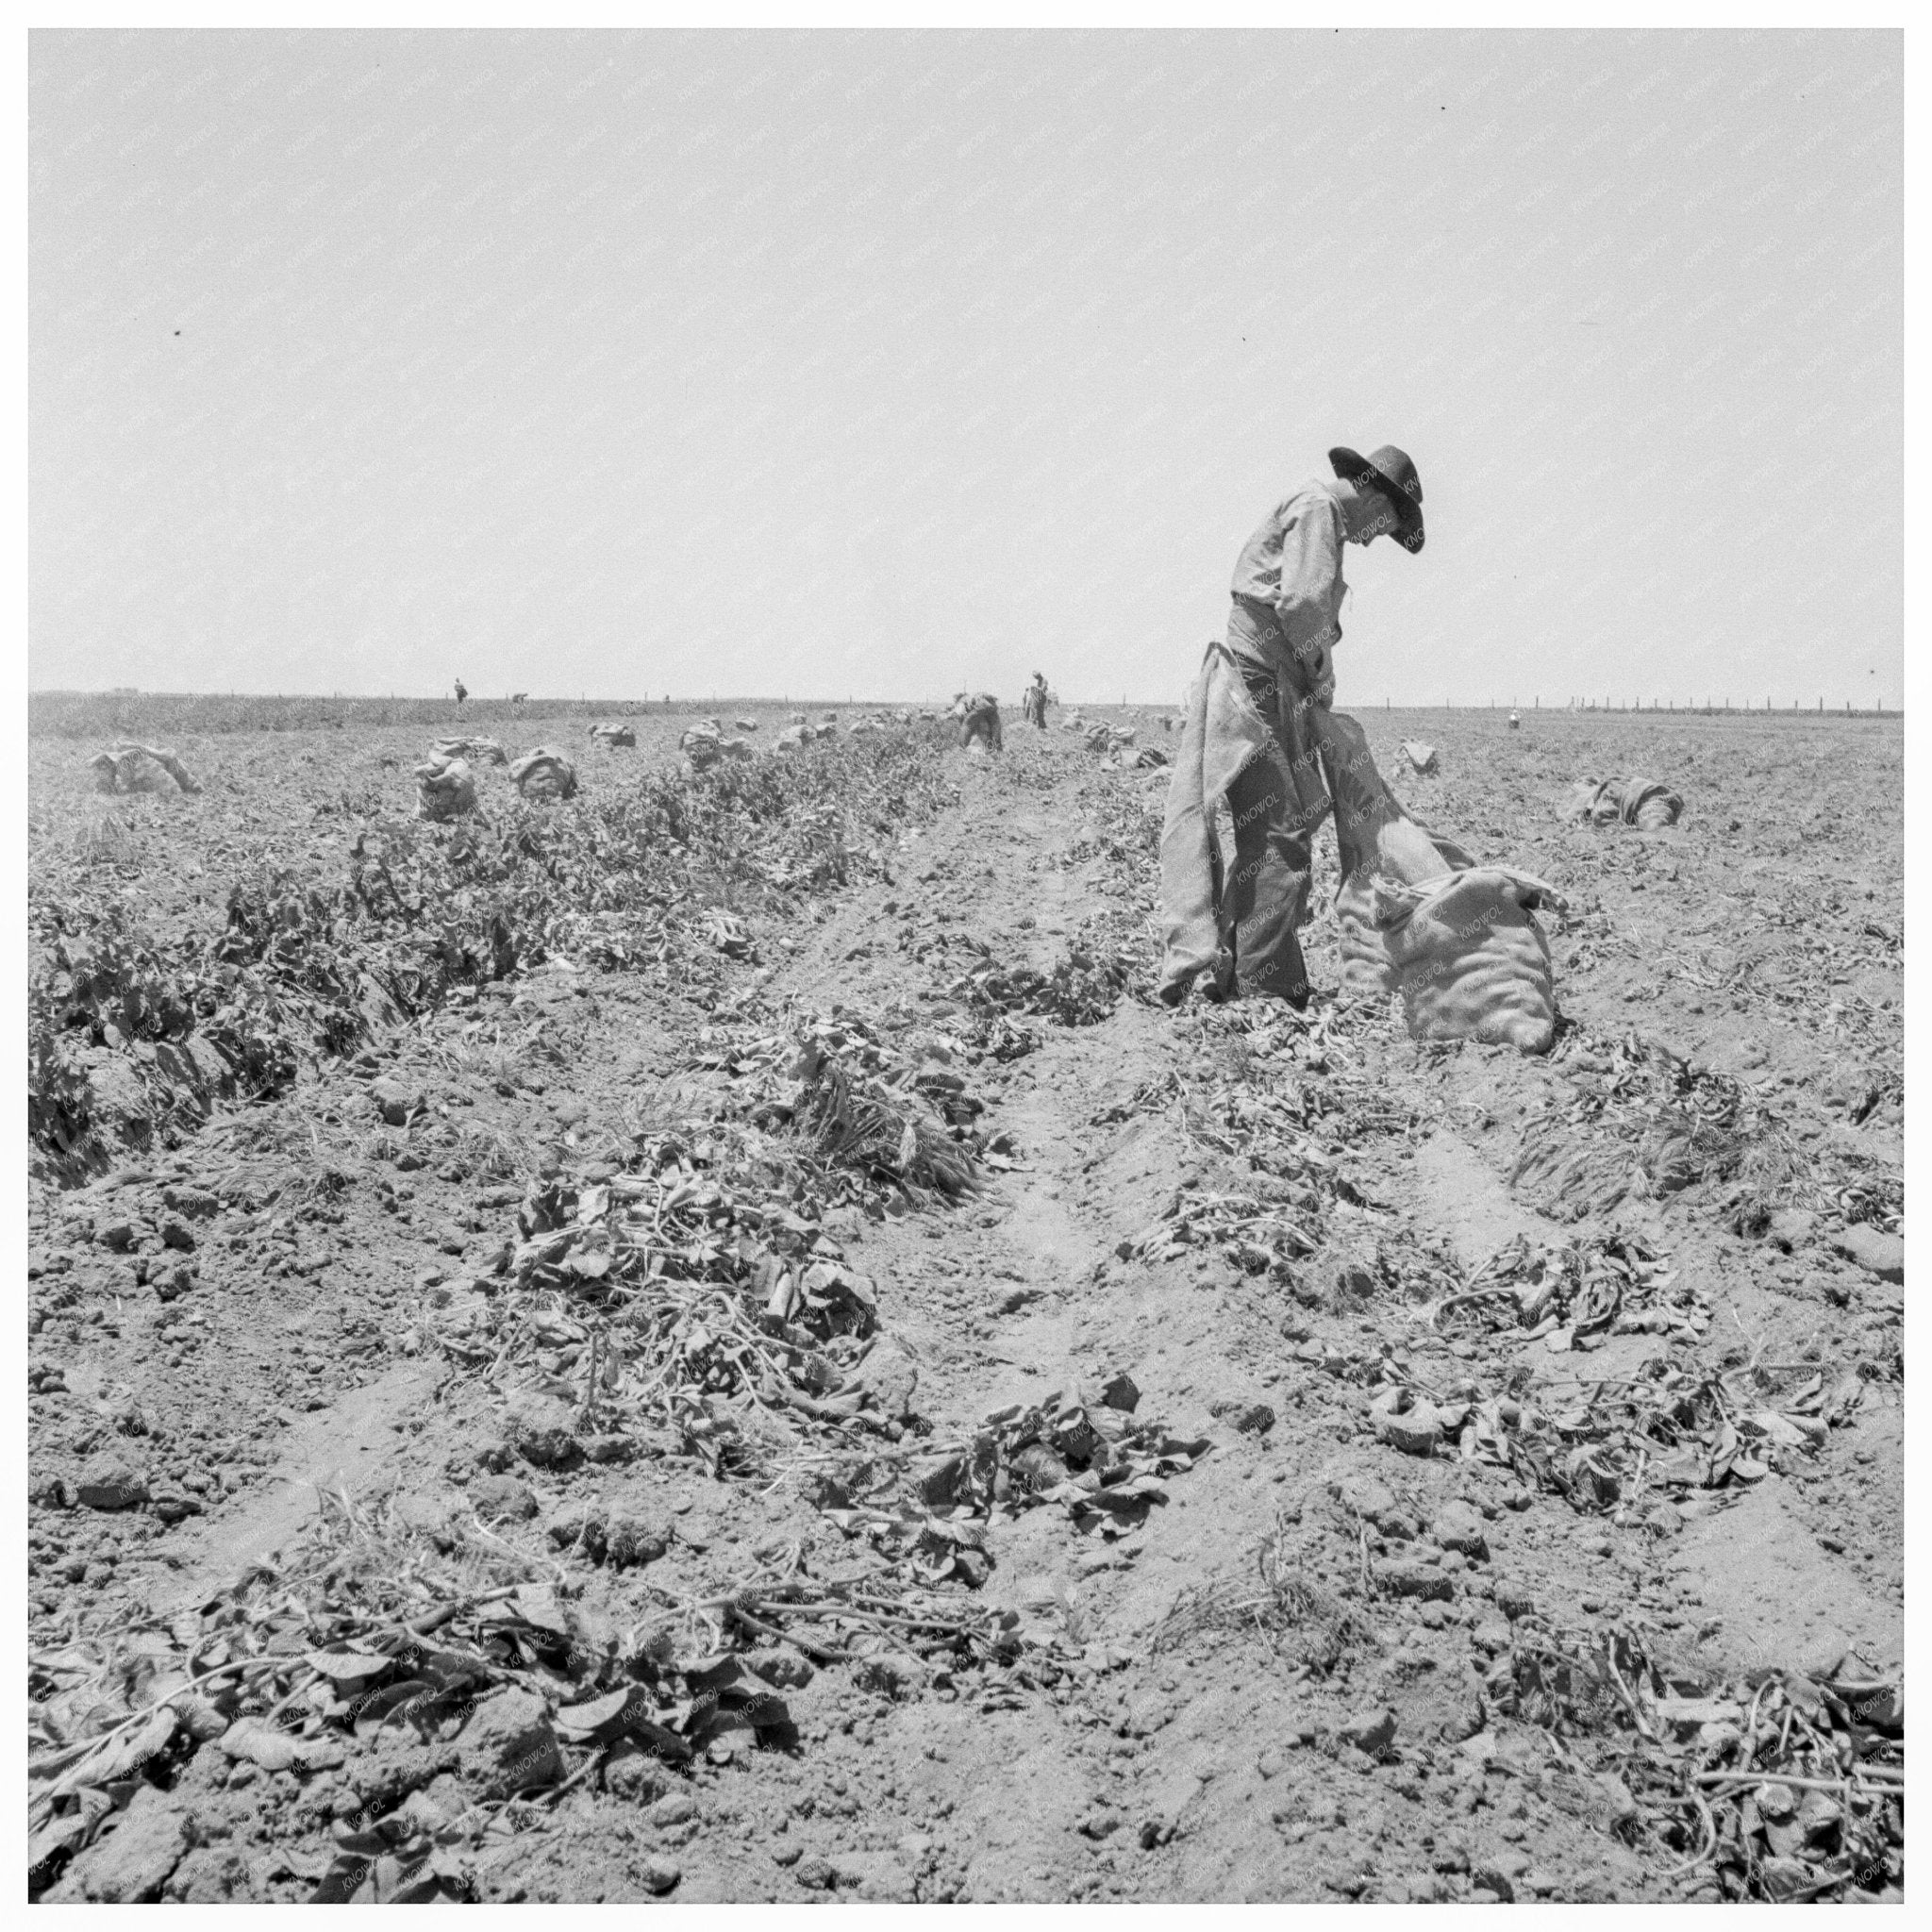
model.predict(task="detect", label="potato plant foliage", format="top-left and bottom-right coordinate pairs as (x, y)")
top-left (28, 724), bottom-right (957, 1182)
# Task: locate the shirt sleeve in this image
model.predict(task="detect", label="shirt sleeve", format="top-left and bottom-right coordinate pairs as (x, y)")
top-left (1274, 494), bottom-right (1345, 670)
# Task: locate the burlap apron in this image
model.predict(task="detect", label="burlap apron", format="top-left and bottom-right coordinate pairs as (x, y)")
top-left (1210, 595), bottom-right (1338, 1003)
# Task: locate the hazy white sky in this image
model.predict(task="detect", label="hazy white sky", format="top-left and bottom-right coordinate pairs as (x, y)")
top-left (30, 28), bottom-right (1902, 706)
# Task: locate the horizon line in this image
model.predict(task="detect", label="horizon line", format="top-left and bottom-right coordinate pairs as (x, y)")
top-left (26, 689), bottom-right (1904, 708)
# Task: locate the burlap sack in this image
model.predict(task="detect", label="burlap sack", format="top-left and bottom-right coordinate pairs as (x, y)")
top-left (435, 735), bottom-right (507, 766)
top-left (588, 723), bottom-right (637, 748)
top-left (414, 754), bottom-right (478, 821)
top-left (509, 746), bottom-right (577, 801)
top-left (1360, 867), bottom-right (1567, 1054)
top-left (1336, 833), bottom-right (1476, 997)
top-left (686, 721), bottom-right (755, 770)
top-left (91, 743), bottom-right (200, 796)
top-left (1399, 740), bottom-right (1439, 774)
top-left (1565, 778), bottom-right (1608, 822)
top-left (1566, 775), bottom-right (1682, 828)
top-left (1625, 780), bottom-right (1682, 830)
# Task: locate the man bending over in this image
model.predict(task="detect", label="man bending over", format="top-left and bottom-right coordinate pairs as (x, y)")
top-left (1158, 443), bottom-right (1432, 1006)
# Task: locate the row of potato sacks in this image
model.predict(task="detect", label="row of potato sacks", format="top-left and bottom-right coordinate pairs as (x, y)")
top-left (415, 742), bottom-right (580, 820)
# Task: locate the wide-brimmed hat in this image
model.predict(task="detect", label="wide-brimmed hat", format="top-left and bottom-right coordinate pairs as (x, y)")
top-left (1329, 444), bottom-right (1424, 553)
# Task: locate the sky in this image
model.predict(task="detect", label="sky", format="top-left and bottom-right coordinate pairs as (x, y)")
top-left (29, 28), bottom-right (1903, 707)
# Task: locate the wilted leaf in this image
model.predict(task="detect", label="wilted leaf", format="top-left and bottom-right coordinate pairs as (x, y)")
top-left (310, 1855), bottom-right (373, 1905)
top-left (1653, 1694), bottom-right (1743, 1731)
top-left (330, 1822), bottom-right (394, 1857)
top-left (303, 1648), bottom-right (393, 1687)
top-left (218, 1714), bottom-right (345, 1772)
top-left (512, 1584), bottom-right (573, 1640)
top-left (555, 1685), bottom-right (650, 1739)
top-left (55, 1704), bottom-right (175, 1795)
top-left (27, 1807), bottom-right (99, 1875)
top-left (351, 1680), bottom-right (437, 1741)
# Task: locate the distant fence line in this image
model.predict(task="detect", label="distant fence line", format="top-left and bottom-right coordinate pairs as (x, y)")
top-left (1548, 697), bottom-right (1891, 715)
top-left (28, 690), bottom-right (1900, 740)
top-left (1367, 697), bottom-right (1896, 718)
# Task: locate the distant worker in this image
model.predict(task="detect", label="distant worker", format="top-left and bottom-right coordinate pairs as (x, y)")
top-left (454, 678), bottom-right (468, 706)
top-left (1507, 708), bottom-right (1521, 730)
top-left (952, 691), bottom-right (1003, 752)
top-left (1158, 443), bottom-right (1424, 1007)
top-left (1022, 672), bottom-right (1053, 728)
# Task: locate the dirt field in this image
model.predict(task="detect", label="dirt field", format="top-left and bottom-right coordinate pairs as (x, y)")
top-left (26, 704), bottom-right (1904, 1903)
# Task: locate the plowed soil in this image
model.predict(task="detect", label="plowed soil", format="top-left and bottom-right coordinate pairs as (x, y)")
top-left (27, 706), bottom-right (1904, 1904)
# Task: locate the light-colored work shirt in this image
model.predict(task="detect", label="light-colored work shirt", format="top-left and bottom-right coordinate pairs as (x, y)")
top-left (1228, 477), bottom-right (1348, 682)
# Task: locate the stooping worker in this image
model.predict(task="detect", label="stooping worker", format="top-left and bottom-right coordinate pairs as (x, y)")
top-left (1157, 443), bottom-right (1424, 1008)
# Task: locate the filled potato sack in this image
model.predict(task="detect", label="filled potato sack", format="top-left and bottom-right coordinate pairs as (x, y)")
top-left (1624, 779), bottom-right (1683, 829)
top-left (435, 734), bottom-right (507, 766)
top-left (1335, 832), bottom-right (1477, 997)
top-left (509, 745), bottom-right (578, 801)
top-left (1565, 774), bottom-right (1683, 828)
top-left (413, 753), bottom-right (478, 821)
top-left (1373, 867), bottom-right (1567, 1053)
top-left (90, 742), bottom-right (201, 796)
